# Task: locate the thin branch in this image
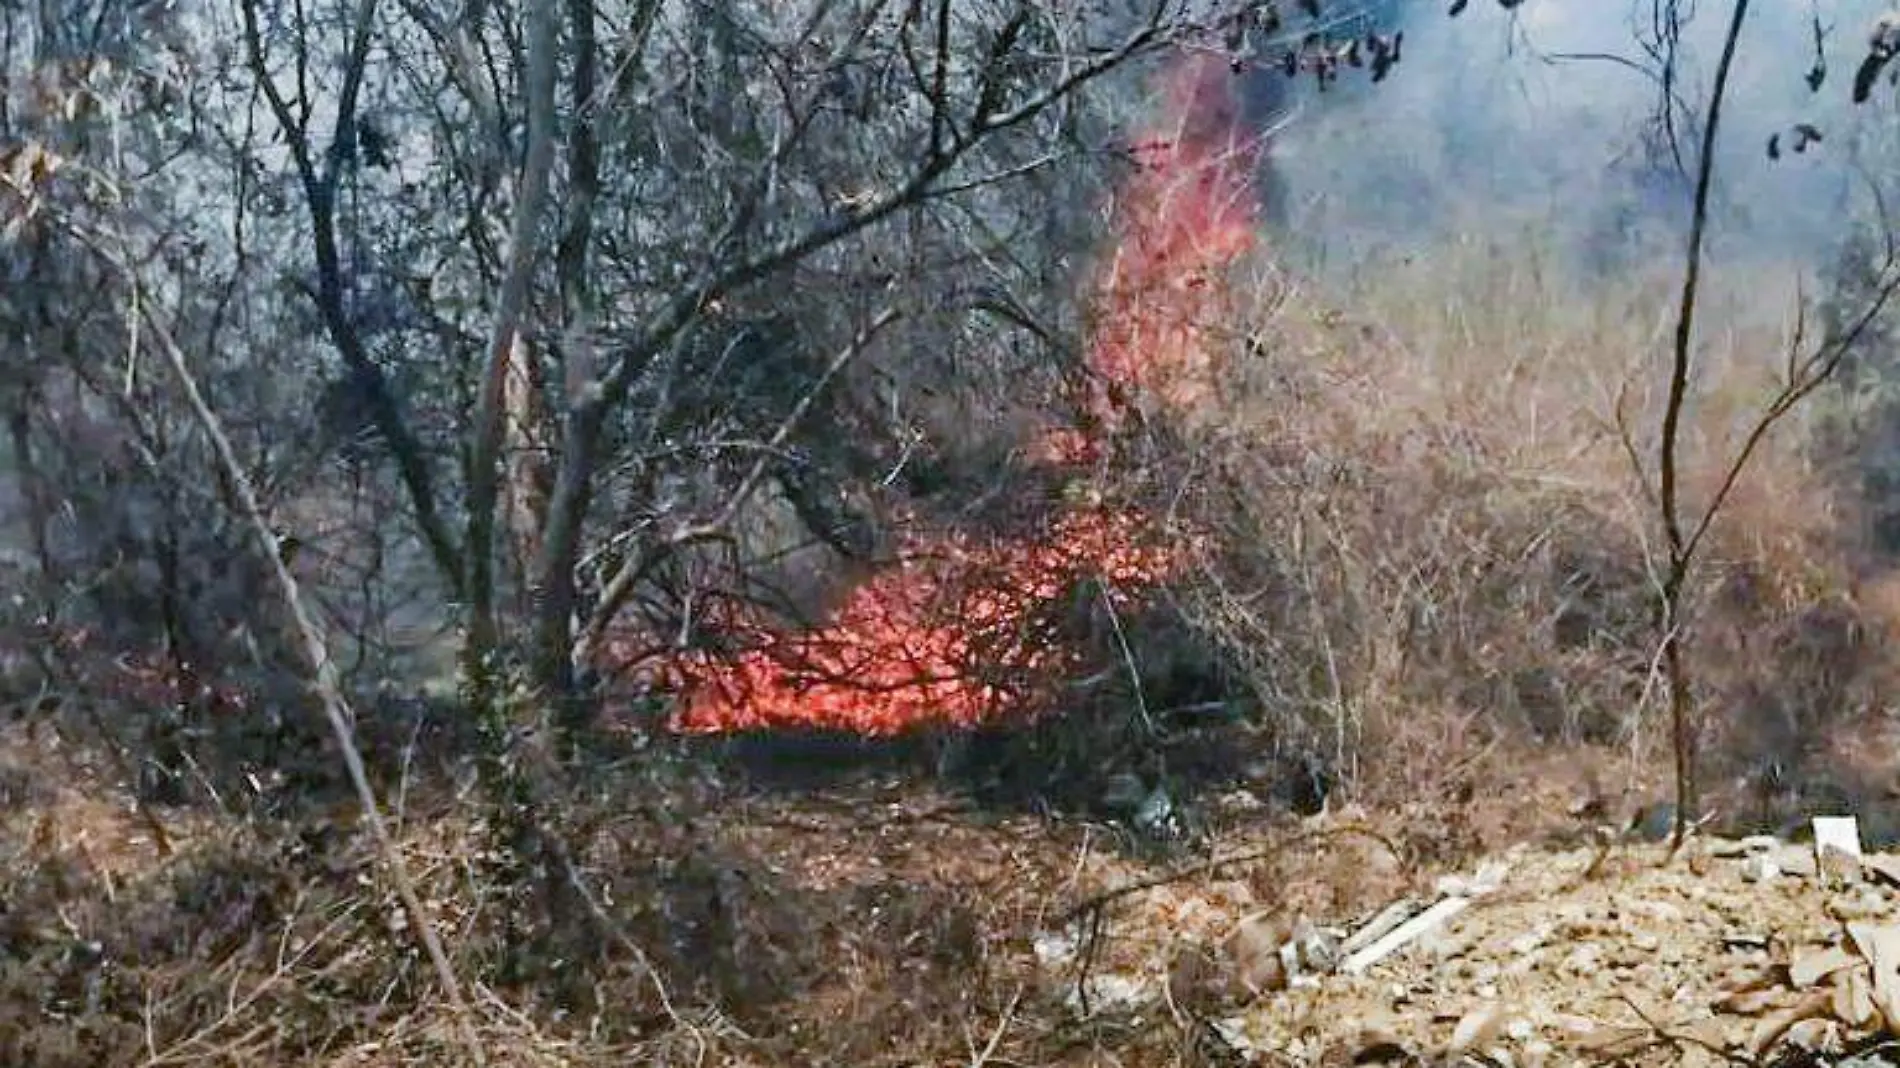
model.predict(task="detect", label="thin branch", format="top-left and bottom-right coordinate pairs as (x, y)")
top-left (237, 0), bottom-right (465, 595)
top-left (463, 0), bottom-right (561, 694)
top-left (596, 6), bottom-right (1178, 414)
top-left (1655, 0), bottom-right (1749, 846)
top-left (576, 305), bottom-right (904, 665)
top-left (1680, 253), bottom-right (1900, 568)
top-left (67, 228), bottom-right (483, 1065)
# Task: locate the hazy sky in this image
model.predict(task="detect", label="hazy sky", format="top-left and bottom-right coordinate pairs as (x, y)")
top-left (1266, 0), bottom-right (1898, 287)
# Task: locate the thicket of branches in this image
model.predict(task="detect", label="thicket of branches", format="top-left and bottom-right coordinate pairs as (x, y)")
top-left (0, 0), bottom-right (1279, 769)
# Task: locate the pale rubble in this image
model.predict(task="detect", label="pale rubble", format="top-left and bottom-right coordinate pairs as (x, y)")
top-left (1036, 816), bottom-right (1900, 1064)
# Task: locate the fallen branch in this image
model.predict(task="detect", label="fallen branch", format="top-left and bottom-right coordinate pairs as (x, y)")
top-left (968, 984), bottom-right (1023, 1068)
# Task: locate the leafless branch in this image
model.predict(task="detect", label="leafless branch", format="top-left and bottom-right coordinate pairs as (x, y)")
top-left (576, 304), bottom-right (904, 666)
top-left (61, 222), bottom-right (484, 1065)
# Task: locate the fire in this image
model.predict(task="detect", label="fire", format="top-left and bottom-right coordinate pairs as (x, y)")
top-left (636, 52), bottom-right (1266, 735)
top-left (1088, 53), bottom-right (1265, 424)
top-left (661, 507), bottom-right (1192, 735)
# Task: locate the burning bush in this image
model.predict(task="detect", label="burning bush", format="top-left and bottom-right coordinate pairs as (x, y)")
top-left (625, 53), bottom-right (1269, 741)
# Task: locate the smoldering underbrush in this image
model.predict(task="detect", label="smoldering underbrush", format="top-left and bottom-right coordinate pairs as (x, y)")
top-left (624, 236), bottom-right (1900, 839)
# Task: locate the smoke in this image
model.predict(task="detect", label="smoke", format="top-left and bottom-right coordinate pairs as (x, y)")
top-left (1265, 0), bottom-right (1895, 303)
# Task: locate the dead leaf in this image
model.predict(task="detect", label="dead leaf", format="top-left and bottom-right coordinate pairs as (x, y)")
top-left (1782, 1017), bottom-right (1841, 1052)
top-left (1820, 845), bottom-right (1865, 885)
top-left (6, 142), bottom-right (41, 188)
top-left (1829, 969), bottom-right (1878, 1029)
top-left (1341, 1027), bottom-right (1412, 1065)
top-left (1166, 940), bottom-right (1222, 1012)
top-left (1229, 911), bottom-right (1289, 996)
top-left (1716, 965), bottom-right (1778, 994)
top-left (1715, 987), bottom-right (1791, 1016)
top-left (1746, 992), bottom-right (1833, 1057)
top-left (1445, 1003), bottom-right (1507, 1058)
top-left (1668, 1016), bottom-right (1734, 1051)
top-left (1552, 1014), bottom-right (1603, 1035)
top-left (1572, 1024), bottom-right (1651, 1057)
top-left (1846, 922), bottom-right (1900, 1029)
top-left (1790, 946), bottom-right (1862, 988)
top-left (1863, 853), bottom-right (1900, 888)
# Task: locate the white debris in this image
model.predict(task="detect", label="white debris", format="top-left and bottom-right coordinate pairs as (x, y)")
top-left (1342, 896), bottom-right (1474, 976)
top-left (1816, 817), bottom-right (1864, 860)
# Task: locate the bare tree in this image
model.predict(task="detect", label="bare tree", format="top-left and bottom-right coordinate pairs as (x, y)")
top-left (1590, 0), bottom-right (1900, 842)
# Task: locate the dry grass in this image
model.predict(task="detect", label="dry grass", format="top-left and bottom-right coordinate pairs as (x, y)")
top-left (1134, 231), bottom-right (1894, 813)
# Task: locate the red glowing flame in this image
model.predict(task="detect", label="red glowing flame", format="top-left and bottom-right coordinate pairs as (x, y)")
top-left (628, 52), bottom-right (1266, 735)
top-left (660, 508), bottom-right (1194, 735)
top-left (1087, 53), bottom-right (1264, 422)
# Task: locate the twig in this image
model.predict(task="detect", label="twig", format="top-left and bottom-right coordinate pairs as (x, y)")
top-left (554, 844), bottom-right (694, 1033)
top-left (1617, 994), bottom-right (1759, 1067)
top-left (968, 985), bottom-right (1023, 1068)
top-left (1094, 580), bottom-right (1155, 735)
top-left (577, 306), bottom-right (903, 662)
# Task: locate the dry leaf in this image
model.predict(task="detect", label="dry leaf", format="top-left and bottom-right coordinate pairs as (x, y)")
top-left (1230, 912), bottom-right (1290, 995)
top-left (1863, 853), bottom-right (1900, 888)
top-left (1829, 970), bottom-right (1877, 1029)
top-left (6, 143), bottom-right (41, 187)
top-left (1445, 1002), bottom-right (1507, 1058)
top-left (1166, 941), bottom-right (1221, 1012)
top-left (1820, 845), bottom-right (1865, 885)
top-left (1340, 1027), bottom-right (1412, 1065)
top-left (1716, 965), bottom-right (1778, 995)
top-left (1714, 987), bottom-right (1790, 1015)
top-left (1790, 946), bottom-right (1862, 988)
top-left (1572, 1024), bottom-right (1651, 1057)
top-left (1782, 1016), bottom-right (1842, 1052)
top-left (1670, 1016), bottom-right (1734, 1051)
top-left (1553, 1014), bottom-right (1605, 1035)
top-left (1746, 992), bottom-right (1833, 1057)
top-left (1846, 922), bottom-right (1900, 1029)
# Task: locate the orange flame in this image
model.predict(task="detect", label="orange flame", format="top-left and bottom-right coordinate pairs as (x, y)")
top-left (1087, 52), bottom-right (1265, 423)
top-left (630, 52), bottom-right (1266, 735)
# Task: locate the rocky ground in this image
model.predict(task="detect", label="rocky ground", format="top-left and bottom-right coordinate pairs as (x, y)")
top-left (1038, 807), bottom-right (1900, 1067)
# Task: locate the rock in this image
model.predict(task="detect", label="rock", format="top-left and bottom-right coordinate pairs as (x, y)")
top-left (1741, 853), bottom-right (1782, 883)
top-left (1828, 890), bottom-right (1891, 921)
top-left (1562, 943), bottom-right (1601, 974)
top-left (1290, 917), bottom-right (1344, 975)
top-left (1708, 835), bottom-right (1780, 858)
top-left (1769, 844), bottom-right (1819, 878)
